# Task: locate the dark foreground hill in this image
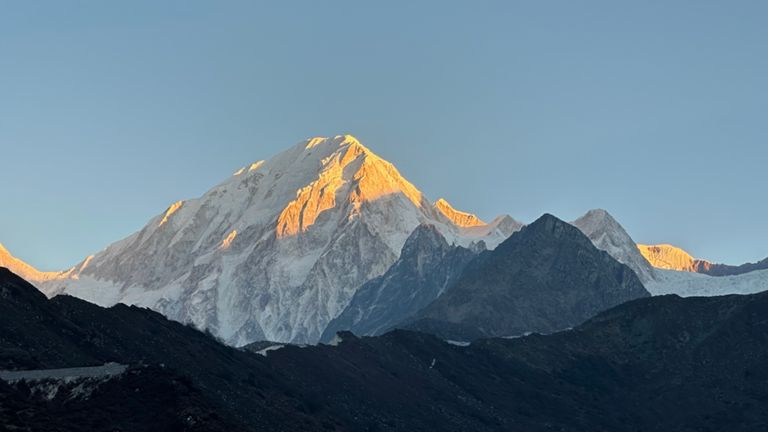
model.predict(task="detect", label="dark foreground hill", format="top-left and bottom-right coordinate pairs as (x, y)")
top-left (3, 266), bottom-right (768, 431)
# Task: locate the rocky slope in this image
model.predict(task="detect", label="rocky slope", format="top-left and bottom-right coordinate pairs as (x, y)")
top-left (320, 224), bottom-right (481, 342)
top-left (34, 135), bottom-right (519, 345)
top-left (404, 214), bottom-right (650, 341)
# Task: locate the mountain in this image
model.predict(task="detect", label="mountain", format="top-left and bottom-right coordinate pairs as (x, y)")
top-left (571, 209), bottom-right (656, 283)
top-left (5, 266), bottom-right (768, 431)
top-left (640, 243), bottom-right (768, 276)
top-left (638, 243), bottom-right (702, 272)
top-left (34, 135), bottom-right (518, 345)
top-left (433, 198), bottom-right (485, 227)
top-left (320, 224), bottom-right (480, 342)
top-left (0, 243), bottom-right (65, 283)
top-left (403, 214), bottom-right (650, 341)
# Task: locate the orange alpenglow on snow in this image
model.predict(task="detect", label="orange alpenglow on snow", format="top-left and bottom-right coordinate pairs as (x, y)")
top-left (433, 198), bottom-right (485, 228)
top-left (220, 230), bottom-right (238, 250)
top-left (637, 244), bottom-right (713, 272)
top-left (0, 243), bottom-right (66, 282)
top-left (276, 135), bottom-right (425, 237)
top-left (159, 201), bottom-right (184, 227)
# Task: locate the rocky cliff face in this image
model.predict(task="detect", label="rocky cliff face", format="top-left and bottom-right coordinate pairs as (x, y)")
top-left (35, 136), bottom-right (518, 345)
top-left (321, 224), bottom-right (480, 341)
top-left (405, 214), bottom-right (650, 341)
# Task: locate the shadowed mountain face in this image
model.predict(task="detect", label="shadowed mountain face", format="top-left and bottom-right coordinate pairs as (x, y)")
top-left (404, 214), bottom-right (650, 341)
top-left (3, 267), bottom-right (768, 430)
top-left (320, 224), bottom-right (479, 342)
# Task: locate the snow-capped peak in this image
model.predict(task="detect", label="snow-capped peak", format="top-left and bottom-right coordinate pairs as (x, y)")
top-left (433, 198), bottom-right (485, 227)
top-left (571, 209), bottom-right (656, 283)
top-left (488, 215), bottom-right (524, 234)
top-left (0, 243), bottom-right (61, 283)
top-left (637, 244), bottom-right (702, 272)
top-left (38, 135), bottom-right (521, 345)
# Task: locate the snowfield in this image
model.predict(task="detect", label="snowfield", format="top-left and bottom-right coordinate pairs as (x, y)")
top-left (646, 268), bottom-right (768, 297)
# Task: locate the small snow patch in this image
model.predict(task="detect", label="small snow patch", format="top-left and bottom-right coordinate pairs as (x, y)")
top-left (503, 331), bottom-right (534, 340)
top-left (445, 340), bottom-right (471, 347)
top-left (256, 344), bottom-right (285, 357)
top-left (327, 333), bottom-right (344, 346)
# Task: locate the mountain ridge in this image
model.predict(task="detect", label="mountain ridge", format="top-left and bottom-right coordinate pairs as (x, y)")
top-left (403, 213), bottom-right (650, 340)
top-left (639, 243), bottom-right (768, 276)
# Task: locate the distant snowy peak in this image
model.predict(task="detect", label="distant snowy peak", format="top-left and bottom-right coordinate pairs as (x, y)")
top-left (567, 210), bottom-right (768, 297)
top-left (0, 243), bottom-right (87, 283)
top-left (0, 243), bottom-right (51, 282)
top-left (638, 244), bottom-right (703, 272)
top-left (446, 214), bottom-right (524, 251)
top-left (434, 198), bottom-right (485, 227)
top-left (639, 243), bottom-right (768, 277)
top-left (401, 224), bottom-right (451, 254)
top-left (569, 210), bottom-right (768, 296)
top-left (488, 215), bottom-right (525, 236)
top-left (571, 209), bottom-right (656, 283)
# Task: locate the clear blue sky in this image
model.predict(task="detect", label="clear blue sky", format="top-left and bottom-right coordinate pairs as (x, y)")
top-left (1, 1), bottom-right (766, 270)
